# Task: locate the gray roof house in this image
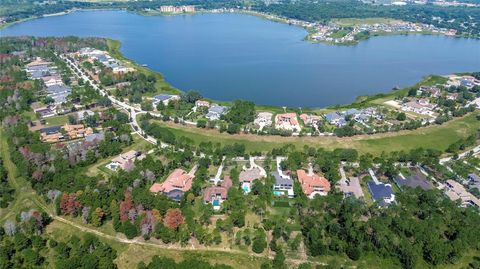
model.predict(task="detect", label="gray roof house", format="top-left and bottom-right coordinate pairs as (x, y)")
top-left (47, 84), bottom-right (71, 104)
top-left (152, 94), bottom-right (179, 106)
top-left (468, 174), bottom-right (480, 190)
top-left (394, 174), bottom-right (433, 191)
top-left (344, 109), bottom-right (361, 116)
top-left (272, 171), bottom-right (294, 198)
top-left (325, 112), bottom-right (342, 123)
top-left (367, 181), bottom-right (395, 207)
top-left (206, 105), bottom-right (228, 121)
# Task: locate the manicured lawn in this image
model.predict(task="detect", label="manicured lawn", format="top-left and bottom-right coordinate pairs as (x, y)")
top-left (45, 115), bottom-right (69, 126)
top-left (150, 112), bottom-right (479, 156)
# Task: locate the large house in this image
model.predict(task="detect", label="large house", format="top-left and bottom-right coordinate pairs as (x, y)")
top-left (239, 167), bottom-right (265, 194)
top-left (296, 169), bottom-right (331, 198)
top-left (417, 86), bottom-right (441, 97)
top-left (106, 150), bottom-right (145, 171)
top-left (275, 113), bottom-right (301, 132)
top-left (149, 168), bottom-right (195, 201)
top-left (206, 104), bottom-right (228, 121)
top-left (40, 126), bottom-right (64, 143)
top-left (272, 171), bottom-right (294, 198)
top-left (47, 84), bottom-right (72, 104)
top-left (152, 94), bottom-right (180, 107)
top-left (401, 99), bottom-right (436, 116)
top-left (325, 112), bottom-right (346, 127)
top-left (444, 180), bottom-right (480, 208)
top-left (254, 112), bottom-right (273, 130)
top-left (63, 124), bottom-right (93, 139)
top-left (195, 100), bottom-right (210, 109)
top-left (367, 181), bottom-right (395, 207)
top-left (300, 114), bottom-right (321, 126)
top-left (203, 176), bottom-right (232, 210)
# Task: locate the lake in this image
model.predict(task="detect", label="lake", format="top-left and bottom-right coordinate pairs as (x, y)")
top-left (1, 10), bottom-right (479, 107)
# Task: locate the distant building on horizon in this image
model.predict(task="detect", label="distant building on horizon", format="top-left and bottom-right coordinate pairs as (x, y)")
top-left (160, 5), bottom-right (195, 13)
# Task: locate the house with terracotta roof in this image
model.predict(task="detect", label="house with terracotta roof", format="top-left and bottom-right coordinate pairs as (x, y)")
top-left (150, 168), bottom-right (195, 201)
top-left (63, 124), bottom-right (93, 139)
top-left (40, 126), bottom-right (64, 143)
top-left (275, 113), bottom-right (301, 132)
top-left (300, 114), bottom-right (321, 126)
top-left (195, 100), bottom-right (210, 109)
top-left (297, 169), bottom-right (331, 198)
top-left (203, 176), bottom-right (232, 210)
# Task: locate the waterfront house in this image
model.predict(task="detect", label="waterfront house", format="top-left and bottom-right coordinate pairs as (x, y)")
top-left (325, 112), bottom-right (346, 127)
top-left (206, 104), bottom-right (228, 121)
top-left (367, 181), bottom-right (395, 207)
top-left (254, 112), bottom-right (273, 130)
top-left (195, 100), bottom-right (210, 109)
top-left (149, 168), bottom-right (195, 201)
top-left (300, 114), bottom-right (321, 126)
top-left (203, 176), bottom-right (232, 210)
top-left (275, 113), bottom-right (301, 132)
top-left (401, 99), bottom-right (436, 116)
top-left (444, 180), bottom-right (480, 208)
top-left (152, 94), bottom-right (180, 107)
top-left (296, 169), bottom-right (331, 198)
top-left (417, 86), bottom-right (441, 97)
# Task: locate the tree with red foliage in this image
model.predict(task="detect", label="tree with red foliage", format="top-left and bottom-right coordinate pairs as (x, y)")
top-left (119, 190), bottom-right (134, 222)
top-left (60, 193), bottom-right (81, 216)
top-left (163, 208), bottom-right (184, 230)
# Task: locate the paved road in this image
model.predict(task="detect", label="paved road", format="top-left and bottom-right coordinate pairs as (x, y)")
top-left (439, 145), bottom-right (480, 164)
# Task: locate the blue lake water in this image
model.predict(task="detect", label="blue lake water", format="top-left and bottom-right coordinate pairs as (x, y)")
top-left (1, 10), bottom-right (479, 107)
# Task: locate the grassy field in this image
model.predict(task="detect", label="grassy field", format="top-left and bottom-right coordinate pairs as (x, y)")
top-left (150, 112), bottom-right (479, 155)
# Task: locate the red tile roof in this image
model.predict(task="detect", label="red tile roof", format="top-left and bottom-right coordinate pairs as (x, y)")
top-left (297, 169), bottom-right (331, 196)
top-left (149, 168), bottom-right (193, 194)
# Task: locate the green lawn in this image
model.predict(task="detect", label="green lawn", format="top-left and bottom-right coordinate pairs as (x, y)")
top-left (150, 112), bottom-right (479, 155)
top-left (45, 115), bottom-right (69, 126)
